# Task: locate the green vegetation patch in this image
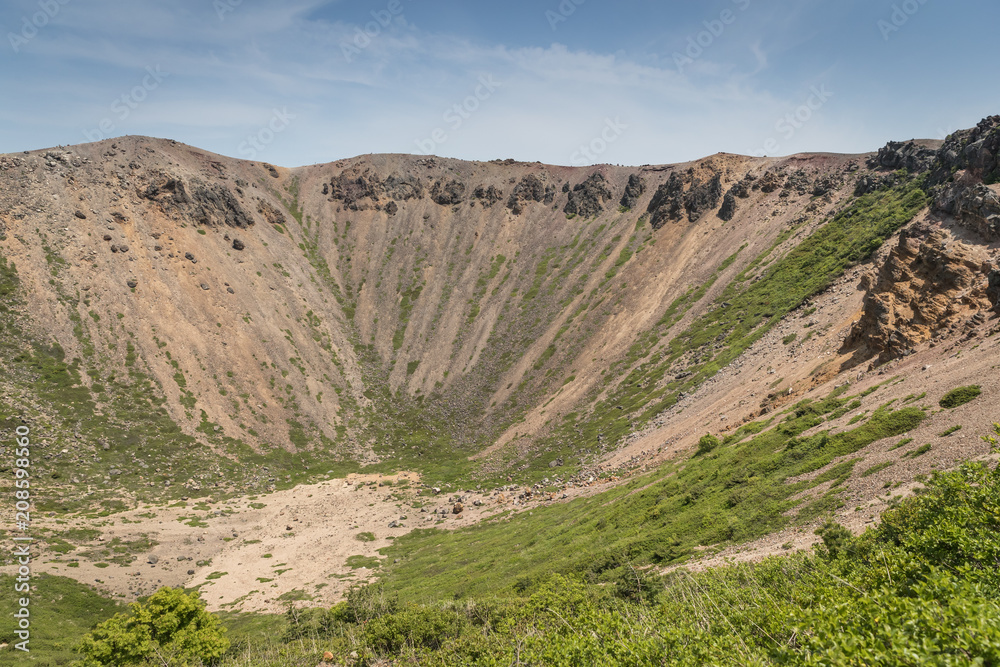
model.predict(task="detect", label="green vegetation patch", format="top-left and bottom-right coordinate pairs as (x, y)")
top-left (376, 396), bottom-right (926, 601)
top-left (939, 385), bottom-right (981, 409)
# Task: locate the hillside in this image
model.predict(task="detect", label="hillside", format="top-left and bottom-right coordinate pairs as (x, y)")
top-left (1, 117), bottom-right (999, 662)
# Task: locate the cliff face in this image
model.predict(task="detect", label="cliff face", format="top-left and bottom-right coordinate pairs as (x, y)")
top-left (842, 116), bottom-right (1000, 367)
top-left (844, 227), bottom-right (995, 365)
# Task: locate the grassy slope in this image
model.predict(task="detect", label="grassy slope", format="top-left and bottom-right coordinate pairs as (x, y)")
top-left (0, 574), bottom-right (126, 666)
top-left (374, 388), bottom-right (928, 601)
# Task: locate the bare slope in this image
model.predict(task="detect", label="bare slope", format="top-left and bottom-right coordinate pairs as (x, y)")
top-left (1, 117), bottom-right (999, 611)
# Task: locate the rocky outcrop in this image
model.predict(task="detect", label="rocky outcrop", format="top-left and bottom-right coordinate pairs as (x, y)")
top-left (920, 117), bottom-right (1000, 240)
top-left (811, 173), bottom-right (843, 197)
top-left (506, 175), bottom-right (554, 215)
top-left (844, 228), bottom-right (994, 364)
top-left (473, 185), bottom-right (503, 207)
top-left (646, 171), bottom-right (722, 230)
top-left (854, 172), bottom-right (903, 197)
top-left (256, 200), bottom-right (287, 226)
top-left (988, 270), bottom-right (1000, 311)
top-left (718, 192), bottom-right (737, 222)
top-left (327, 170), bottom-right (424, 210)
top-left (718, 174), bottom-right (756, 221)
top-left (646, 173), bottom-right (684, 229)
top-left (619, 174), bottom-right (646, 210)
top-left (141, 174), bottom-right (255, 228)
top-left (431, 179), bottom-right (466, 206)
top-left (565, 173), bottom-right (613, 218)
top-left (930, 115), bottom-right (1000, 185)
top-left (933, 182), bottom-right (1000, 240)
top-left (867, 140), bottom-right (938, 173)
top-left (782, 169), bottom-right (812, 196)
top-left (755, 170), bottom-right (784, 194)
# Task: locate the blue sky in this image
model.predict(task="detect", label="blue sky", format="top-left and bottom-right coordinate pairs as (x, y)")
top-left (1, 0), bottom-right (997, 167)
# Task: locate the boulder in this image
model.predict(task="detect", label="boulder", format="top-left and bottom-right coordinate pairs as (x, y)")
top-left (564, 173), bottom-right (613, 218)
top-left (619, 173), bottom-right (646, 210)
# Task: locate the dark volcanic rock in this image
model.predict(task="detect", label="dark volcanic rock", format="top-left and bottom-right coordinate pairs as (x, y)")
top-left (755, 170), bottom-right (784, 194)
top-left (718, 191), bottom-right (737, 221)
top-left (988, 270), bottom-right (1000, 310)
top-left (328, 170), bottom-right (424, 210)
top-left (619, 174), bottom-right (646, 210)
top-left (934, 182), bottom-right (1000, 240)
top-left (385, 200), bottom-right (398, 216)
top-left (854, 172), bottom-right (902, 197)
top-left (811, 174), bottom-right (842, 197)
top-left (431, 179), bottom-right (467, 206)
top-left (646, 173), bottom-right (685, 230)
top-left (726, 174), bottom-right (755, 200)
top-left (506, 175), bottom-right (549, 215)
top-left (867, 140), bottom-right (938, 173)
top-left (141, 174), bottom-right (255, 229)
top-left (256, 200), bottom-right (286, 226)
top-left (473, 185), bottom-right (503, 207)
top-left (646, 170), bottom-right (722, 229)
top-left (564, 173), bottom-right (613, 218)
top-left (782, 169), bottom-right (812, 196)
top-left (74, 210), bottom-right (86, 219)
top-left (232, 238), bottom-right (245, 251)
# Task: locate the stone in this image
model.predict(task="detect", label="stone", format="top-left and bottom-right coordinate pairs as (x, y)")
top-left (619, 173), bottom-right (646, 210)
top-left (718, 191), bottom-right (737, 221)
top-left (564, 173), bottom-right (613, 218)
top-left (431, 179), bottom-right (467, 205)
top-left (473, 185), bottom-right (503, 207)
top-left (74, 210), bottom-right (87, 219)
top-left (126, 279), bottom-right (138, 288)
top-left (452, 502), bottom-right (463, 514)
top-left (232, 238), bottom-right (245, 251)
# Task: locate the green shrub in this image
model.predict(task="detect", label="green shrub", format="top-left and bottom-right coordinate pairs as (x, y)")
top-left (356, 531), bottom-right (377, 542)
top-left (363, 603), bottom-right (461, 654)
top-left (76, 587), bottom-right (229, 667)
top-left (814, 521), bottom-right (853, 559)
top-left (696, 434), bottom-right (721, 456)
top-left (330, 583), bottom-right (399, 624)
top-left (939, 385), bottom-right (982, 409)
